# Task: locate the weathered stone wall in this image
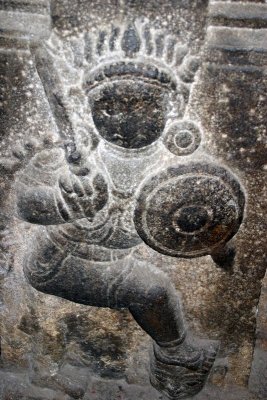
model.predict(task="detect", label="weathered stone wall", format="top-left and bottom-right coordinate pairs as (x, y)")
top-left (0, 1), bottom-right (266, 399)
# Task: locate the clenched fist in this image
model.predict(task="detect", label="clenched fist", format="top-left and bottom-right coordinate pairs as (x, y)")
top-left (57, 168), bottom-right (108, 222)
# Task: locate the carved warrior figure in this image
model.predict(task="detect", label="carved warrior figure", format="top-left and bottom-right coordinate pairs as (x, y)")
top-left (15, 22), bottom-right (245, 399)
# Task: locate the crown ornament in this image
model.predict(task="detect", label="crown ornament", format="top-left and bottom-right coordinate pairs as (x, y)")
top-left (32, 20), bottom-right (201, 159)
top-left (81, 21), bottom-right (196, 92)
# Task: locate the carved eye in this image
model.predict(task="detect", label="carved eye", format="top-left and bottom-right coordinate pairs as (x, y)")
top-left (101, 109), bottom-right (113, 117)
top-left (101, 108), bottom-right (123, 118)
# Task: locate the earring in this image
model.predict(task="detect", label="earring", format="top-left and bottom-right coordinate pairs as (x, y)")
top-left (163, 120), bottom-right (202, 156)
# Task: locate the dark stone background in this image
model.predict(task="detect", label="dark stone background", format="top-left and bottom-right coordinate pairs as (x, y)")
top-left (0, 1), bottom-right (266, 399)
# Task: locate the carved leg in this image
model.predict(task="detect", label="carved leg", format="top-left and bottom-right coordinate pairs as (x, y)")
top-left (109, 259), bottom-right (218, 400)
top-left (24, 227), bottom-right (218, 399)
top-left (24, 228), bottom-right (185, 339)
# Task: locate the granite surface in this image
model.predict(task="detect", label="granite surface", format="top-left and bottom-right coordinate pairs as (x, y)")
top-left (0, 1), bottom-right (266, 399)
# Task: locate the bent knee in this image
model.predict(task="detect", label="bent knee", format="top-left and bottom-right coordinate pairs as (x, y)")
top-left (145, 284), bottom-right (170, 306)
top-left (116, 267), bottom-right (173, 308)
top-left (23, 248), bottom-right (65, 293)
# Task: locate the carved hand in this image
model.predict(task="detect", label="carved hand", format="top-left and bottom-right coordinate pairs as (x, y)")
top-left (57, 169), bottom-right (108, 222)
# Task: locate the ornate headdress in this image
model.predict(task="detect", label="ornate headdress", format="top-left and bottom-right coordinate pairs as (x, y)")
top-left (33, 20), bottom-right (201, 161)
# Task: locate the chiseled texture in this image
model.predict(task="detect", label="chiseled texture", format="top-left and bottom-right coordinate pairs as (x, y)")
top-left (0, 1), bottom-right (266, 399)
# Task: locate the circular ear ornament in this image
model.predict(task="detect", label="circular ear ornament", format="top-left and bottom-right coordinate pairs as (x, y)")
top-left (163, 120), bottom-right (201, 156)
top-left (134, 163), bottom-right (245, 258)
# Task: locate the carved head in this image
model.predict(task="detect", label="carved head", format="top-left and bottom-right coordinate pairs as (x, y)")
top-left (87, 73), bottom-right (172, 149)
top-left (83, 23), bottom-right (196, 151)
top-left (38, 21), bottom-right (200, 158)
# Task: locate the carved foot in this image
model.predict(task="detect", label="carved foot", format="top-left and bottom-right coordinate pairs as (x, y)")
top-left (150, 336), bottom-right (218, 399)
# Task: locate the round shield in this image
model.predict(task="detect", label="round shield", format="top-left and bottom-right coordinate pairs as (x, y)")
top-left (134, 163), bottom-right (245, 258)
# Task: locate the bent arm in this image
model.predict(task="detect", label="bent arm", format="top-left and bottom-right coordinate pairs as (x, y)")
top-left (15, 147), bottom-right (109, 225)
top-left (15, 147), bottom-right (71, 225)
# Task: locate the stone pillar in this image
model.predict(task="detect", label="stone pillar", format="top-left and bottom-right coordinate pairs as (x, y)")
top-left (192, 0), bottom-right (267, 392)
top-left (0, 0), bottom-right (52, 271)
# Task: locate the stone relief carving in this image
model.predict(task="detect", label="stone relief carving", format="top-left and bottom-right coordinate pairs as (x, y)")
top-left (135, 162), bottom-right (245, 259)
top-left (11, 18), bottom-right (247, 400)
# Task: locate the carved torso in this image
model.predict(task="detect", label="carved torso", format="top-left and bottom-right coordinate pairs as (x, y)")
top-left (17, 139), bottom-right (168, 262)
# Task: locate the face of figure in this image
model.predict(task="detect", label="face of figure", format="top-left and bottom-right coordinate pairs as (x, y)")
top-left (90, 80), bottom-right (169, 149)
